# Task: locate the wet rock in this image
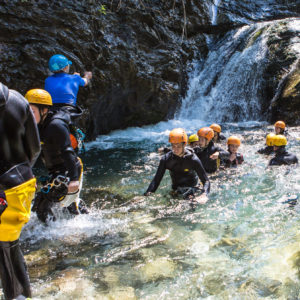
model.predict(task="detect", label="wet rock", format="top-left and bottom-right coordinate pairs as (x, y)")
top-left (25, 248), bottom-right (56, 278)
top-left (139, 257), bottom-right (176, 282)
top-left (107, 287), bottom-right (137, 300)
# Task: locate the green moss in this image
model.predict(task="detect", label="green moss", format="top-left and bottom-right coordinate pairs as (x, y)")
top-left (245, 27), bottom-right (265, 49)
top-left (283, 71), bottom-right (300, 99)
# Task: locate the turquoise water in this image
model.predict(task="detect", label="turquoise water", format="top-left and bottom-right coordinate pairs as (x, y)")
top-left (13, 122), bottom-right (300, 299)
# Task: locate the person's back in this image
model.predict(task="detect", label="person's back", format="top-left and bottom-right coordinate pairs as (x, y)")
top-left (45, 54), bottom-right (92, 107)
top-left (0, 82), bottom-right (40, 300)
top-left (269, 148), bottom-right (298, 166)
top-left (268, 135), bottom-right (298, 166)
top-left (45, 72), bottom-right (86, 106)
top-left (0, 83), bottom-right (40, 187)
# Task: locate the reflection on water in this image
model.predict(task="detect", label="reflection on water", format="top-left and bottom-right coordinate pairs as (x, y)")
top-left (12, 123), bottom-right (300, 299)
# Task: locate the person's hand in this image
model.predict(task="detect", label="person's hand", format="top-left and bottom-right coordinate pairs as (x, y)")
top-left (73, 72), bottom-right (80, 76)
top-left (68, 181), bottom-right (80, 193)
top-left (84, 71), bottom-right (93, 80)
top-left (210, 152), bottom-right (219, 160)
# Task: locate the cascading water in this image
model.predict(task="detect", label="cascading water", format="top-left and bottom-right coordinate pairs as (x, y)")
top-left (177, 22), bottom-right (271, 123)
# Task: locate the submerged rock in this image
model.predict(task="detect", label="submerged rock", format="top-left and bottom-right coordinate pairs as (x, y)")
top-left (139, 257), bottom-right (176, 282)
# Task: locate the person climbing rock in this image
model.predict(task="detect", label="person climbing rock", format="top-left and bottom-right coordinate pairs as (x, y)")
top-left (45, 54), bottom-right (92, 107)
top-left (222, 136), bottom-right (244, 168)
top-left (0, 82), bottom-right (40, 300)
top-left (145, 128), bottom-right (210, 203)
top-left (257, 133), bottom-right (275, 155)
top-left (193, 127), bottom-right (227, 173)
top-left (268, 135), bottom-right (298, 166)
top-left (25, 89), bottom-right (87, 223)
top-left (210, 124), bottom-right (226, 143)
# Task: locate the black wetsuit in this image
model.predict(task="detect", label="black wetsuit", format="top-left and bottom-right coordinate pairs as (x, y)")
top-left (216, 133), bottom-right (226, 142)
top-left (193, 141), bottom-right (227, 173)
top-left (258, 146), bottom-right (273, 155)
top-left (34, 110), bottom-right (82, 222)
top-left (39, 110), bottom-right (80, 181)
top-left (0, 82), bottom-right (40, 300)
top-left (0, 83), bottom-right (40, 188)
top-left (269, 147), bottom-right (298, 166)
top-left (222, 151), bottom-right (244, 167)
top-left (145, 149), bottom-right (210, 195)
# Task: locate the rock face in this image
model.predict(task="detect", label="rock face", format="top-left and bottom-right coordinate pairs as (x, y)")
top-left (0, 0), bottom-right (299, 137)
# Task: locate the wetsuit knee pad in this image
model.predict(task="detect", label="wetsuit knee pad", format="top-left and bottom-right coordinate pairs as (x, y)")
top-left (0, 178), bottom-right (36, 242)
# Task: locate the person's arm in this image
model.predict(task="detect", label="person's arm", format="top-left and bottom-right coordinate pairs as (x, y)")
top-left (193, 158), bottom-right (210, 194)
top-left (145, 156), bottom-right (167, 195)
top-left (83, 71), bottom-right (92, 86)
top-left (23, 104), bottom-right (41, 167)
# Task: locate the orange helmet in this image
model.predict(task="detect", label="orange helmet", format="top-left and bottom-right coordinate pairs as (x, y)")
top-left (210, 124), bottom-right (221, 133)
top-left (274, 121), bottom-right (285, 129)
top-left (169, 128), bottom-right (188, 144)
top-left (197, 127), bottom-right (214, 141)
top-left (227, 136), bottom-right (241, 146)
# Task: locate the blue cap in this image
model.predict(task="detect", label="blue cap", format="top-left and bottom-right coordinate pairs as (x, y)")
top-left (48, 54), bottom-right (72, 72)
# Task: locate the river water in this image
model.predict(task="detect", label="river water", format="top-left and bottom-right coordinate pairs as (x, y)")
top-left (15, 120), bottom-right (300, 299)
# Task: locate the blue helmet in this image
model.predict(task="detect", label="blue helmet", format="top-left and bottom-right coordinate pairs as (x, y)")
top-left (48, 54), bottom-right (72, 72)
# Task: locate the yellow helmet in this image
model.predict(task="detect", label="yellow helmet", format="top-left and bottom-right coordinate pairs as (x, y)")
top-left (210, 124), bottom-right (221, 133)
top-left (188, 134), bottom-right (199, 144)
top-left (169, 128), bottom-right (188, 144)
top-left (274, 121), bottom-right (285, 129)
top-left (25, 89), bottom-right (52, 106)
top-left (266, 133), bottom-right (276, 146)
top-left (227, 136), bottom-right (241, 146)
top-left (273, 134), bottom-right (287, 146)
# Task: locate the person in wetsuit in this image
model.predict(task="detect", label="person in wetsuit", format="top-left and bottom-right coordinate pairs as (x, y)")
top-left (25, 89), bottom-right (87, 223)
top-left (222, 136), bottom-right (244, 168)
top-left (193, 127), bottom-right (227, 174)
top-left (257, 133), bottom-right (275, 155)
top-left (145, 128), bottom-right (210, 203)
top-left (188, 134), bottom-right (200, 148)
top-left (0, 82), bottom-right (40, 300)
top-left (210, 124), bottom-right (226, 143)
top-left (268, 135), bottom-right (298, 166)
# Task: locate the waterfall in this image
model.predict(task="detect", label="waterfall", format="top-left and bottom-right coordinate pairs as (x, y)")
top-left (211, 0), bottom-right (221, 25)
top-left (176, 22), bottom-right (271, 122)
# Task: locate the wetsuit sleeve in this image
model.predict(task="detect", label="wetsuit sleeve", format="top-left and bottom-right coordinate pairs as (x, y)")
top-left (214, 145), bottom-right (228, 159)
top-left (23, 105), bottom-right (41, 167)
top-left (47, 121), bottom-right (79, 180)
top-left (193, 157), bottom-right (210, 194)
top-left (145, 156), bottom-right (167, 194)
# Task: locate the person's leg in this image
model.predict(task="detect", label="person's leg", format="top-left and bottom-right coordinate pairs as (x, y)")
top-left (0, 240), bottom-right (31, 300)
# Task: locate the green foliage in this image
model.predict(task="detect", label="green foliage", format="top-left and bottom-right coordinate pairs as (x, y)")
top-left (98, 4), bottom-right (107, 15)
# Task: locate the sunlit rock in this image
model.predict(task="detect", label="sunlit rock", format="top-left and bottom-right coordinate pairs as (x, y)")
top-left (139, 257), bottom-right (176, 282)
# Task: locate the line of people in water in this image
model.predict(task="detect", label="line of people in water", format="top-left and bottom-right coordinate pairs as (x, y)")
top-left (0, 54), bottom-right (92, 300)
top-left (144, 121), bottom-right (298, 203)
top-left (0, 52), bottom-right (299, 299)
